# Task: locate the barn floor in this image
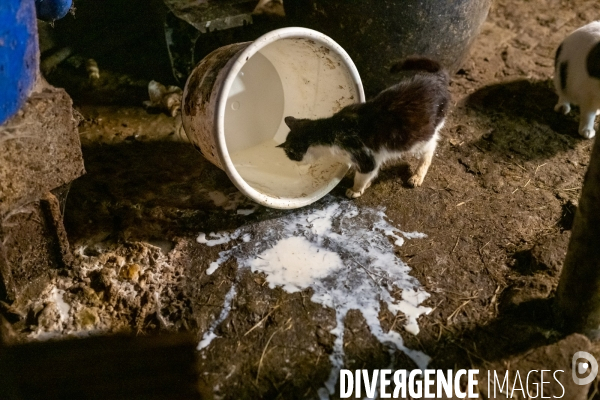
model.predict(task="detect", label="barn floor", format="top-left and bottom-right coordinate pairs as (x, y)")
top-left (7, 0), bottom-right (600, 398)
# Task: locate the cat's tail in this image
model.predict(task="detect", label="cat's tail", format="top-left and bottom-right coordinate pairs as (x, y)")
top-left (390, 56), bottom-right (447, 76)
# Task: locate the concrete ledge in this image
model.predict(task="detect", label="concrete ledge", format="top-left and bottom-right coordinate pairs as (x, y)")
top-left (0, 193), bottom-right (73, 304)
top-left (0, 78), bottom-right (85, 218)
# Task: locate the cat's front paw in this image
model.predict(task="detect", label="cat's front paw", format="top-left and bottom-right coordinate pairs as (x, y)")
top-left (346, 188), bottom-right (363, 199)
top-left (580, 128), bottom-right (596, 139)
top-left (408, 174), bottom-right (424, 187)
top-left (554, 103), bottom-right (571, 115)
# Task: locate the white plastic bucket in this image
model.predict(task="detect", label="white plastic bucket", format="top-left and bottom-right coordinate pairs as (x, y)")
top-left (181, 27), bottom-right (365, 209)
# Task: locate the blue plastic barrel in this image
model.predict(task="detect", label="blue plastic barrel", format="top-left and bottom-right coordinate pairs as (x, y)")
top-left (0, 0), bottom-right (39, 125)
top-left (35, 0), bottom-right (72, 22)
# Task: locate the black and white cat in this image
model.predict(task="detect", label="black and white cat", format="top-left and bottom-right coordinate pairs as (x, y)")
top-left (554, 21), bottom-right (600, 139)
top-left (277, 57), bottom-right (450, 199)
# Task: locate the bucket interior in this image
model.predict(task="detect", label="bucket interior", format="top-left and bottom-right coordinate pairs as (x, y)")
top-left (221, 37), bottom-right (362, 206)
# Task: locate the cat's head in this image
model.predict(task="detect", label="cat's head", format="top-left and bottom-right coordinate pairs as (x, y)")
top-left (277, 116), bottom-right (312, 162)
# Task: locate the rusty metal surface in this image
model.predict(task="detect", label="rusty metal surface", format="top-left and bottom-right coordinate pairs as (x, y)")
top-left (164, 0), bottom-right (255, 33)
top-left (182, 42), bottom-right (249, 170)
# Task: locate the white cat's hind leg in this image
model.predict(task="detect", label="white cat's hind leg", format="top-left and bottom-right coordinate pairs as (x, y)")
top-left (579, 105), bottom-right (597, 139)
top-left (554, 97), bottom-right (571, 115)
top-left (408, 129), bottom-right (439, 188)
top-left (408, 150), bottom-right (434, 187)
top-left (346, 170), bottom-right (378, 199)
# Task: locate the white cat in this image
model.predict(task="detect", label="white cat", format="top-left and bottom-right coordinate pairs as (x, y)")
top-left (554, 21), bottom-right (600, 139)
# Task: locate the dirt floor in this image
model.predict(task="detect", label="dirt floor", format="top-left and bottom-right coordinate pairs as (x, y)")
top-left (5, 0), bottom-right (600, 398)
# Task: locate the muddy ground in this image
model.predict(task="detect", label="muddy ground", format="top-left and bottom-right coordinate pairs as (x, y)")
top-left (5, 0), bottom-right (600, 398)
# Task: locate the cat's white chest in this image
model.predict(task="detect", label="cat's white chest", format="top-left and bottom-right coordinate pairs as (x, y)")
top-left (304, 145), bottom-right (352, 166)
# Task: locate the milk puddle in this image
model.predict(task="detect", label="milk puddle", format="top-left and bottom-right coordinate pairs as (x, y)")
top-left (196, 198), bottom-right (431, 399)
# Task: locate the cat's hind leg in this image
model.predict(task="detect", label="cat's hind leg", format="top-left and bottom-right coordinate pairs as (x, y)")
top-left (408, 136), bottom-right (437, 188)
top-left (554, 96), bottom-right (571, 115)
top-left (554, 60), bottom-right (571, 114)
top-left (579, 104), bottom-right (597, 139)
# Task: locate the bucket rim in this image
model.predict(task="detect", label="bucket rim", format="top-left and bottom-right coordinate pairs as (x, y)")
top-left (215, 27), bottom-right (365, 209)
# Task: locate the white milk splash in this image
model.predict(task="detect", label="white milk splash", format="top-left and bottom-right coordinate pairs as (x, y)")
top-left (195, 198), bottom-right (432, 399)
top-left (51, 288), bottom-right (71, 324)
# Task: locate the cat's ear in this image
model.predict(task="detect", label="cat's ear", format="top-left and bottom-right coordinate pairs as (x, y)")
top-left (284, 116), bottom-right (297, 128)
top-left (276, 142), bottom-right (286, 148)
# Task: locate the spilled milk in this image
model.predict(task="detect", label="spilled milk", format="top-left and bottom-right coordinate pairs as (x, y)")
top-left (195, 198), bottom-right (431, 399)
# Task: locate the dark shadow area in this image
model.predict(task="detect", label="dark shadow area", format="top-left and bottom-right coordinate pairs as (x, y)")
top-left (508, 230), bottom-right (569, 278)
top-left (466, 79), bottom-right (577, 131)
top-left (48, 0), bottom-right (172, 82)
top-left (64, 141), bottom-right (239, 246)
top-left (464, 79), bottom-right (582, 161)
top-left (42, 0), bottom-right (298, 106)
top-left (0, 282), bottom-right (7, 311)
top-left (512, 248), bottom-right (536, 275)
top-left (377, 163), bottom-right (416, 188)
top-left (326, 163), bottom-right (414, 195)
top-left (41, 0), bottom-right (173, 106)
top-left (558, 199), bottom-right (577, 231)
top-left (429, 296), bottom-right (564, 369)
top-left (63, 140), bottom-right (356, 247)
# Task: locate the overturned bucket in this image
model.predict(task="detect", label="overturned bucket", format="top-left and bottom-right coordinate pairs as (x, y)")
top-left (181, 28), bottom-right (365, 209)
